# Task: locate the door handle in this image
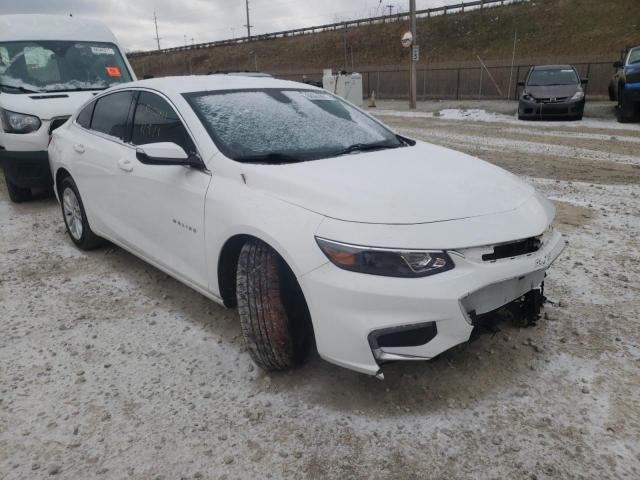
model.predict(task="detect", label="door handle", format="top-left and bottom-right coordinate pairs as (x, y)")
top-left (117, 158), bottom-right (133, 172)
top-left (73, 144), bottom-right (85, 154)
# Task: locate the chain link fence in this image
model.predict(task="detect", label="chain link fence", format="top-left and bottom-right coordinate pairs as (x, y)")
top-left (275, 61), bottom-right (615, 101)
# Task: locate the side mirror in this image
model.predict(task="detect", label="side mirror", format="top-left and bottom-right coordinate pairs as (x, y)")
top-left (581, 78), bottom-right (589, 85)
top-left (613, 60), bottom-right (623, 69)
top-left (136, 142), bottom-right (204, 169)
top-left (517, 81), bottom-right (525, 87)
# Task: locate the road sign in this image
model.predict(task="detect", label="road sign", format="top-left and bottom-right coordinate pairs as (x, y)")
top-left (412, 44), bottom-right (420, 62)
top-left (401, 31), bottom-right (413, 48)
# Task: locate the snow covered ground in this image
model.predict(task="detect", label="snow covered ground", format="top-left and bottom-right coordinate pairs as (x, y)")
top-left (1, 104), bottom-right (639, 479)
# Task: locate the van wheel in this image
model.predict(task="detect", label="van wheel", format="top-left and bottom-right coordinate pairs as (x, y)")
top-left (236, 239), bottom-right (313, 371)
top-left (59, 176), bottom-right (104, 250)
top-left (4, 176), bottom-right (32, 203)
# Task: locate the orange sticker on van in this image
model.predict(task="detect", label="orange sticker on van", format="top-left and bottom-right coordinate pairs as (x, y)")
top-left (106, 66), bottom-right (121, 77)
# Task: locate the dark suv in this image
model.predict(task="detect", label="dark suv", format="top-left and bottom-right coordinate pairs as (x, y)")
top-left (518, 65), bottom-right (587, 120)
top-left (609, 46), bottom-right (640, 123)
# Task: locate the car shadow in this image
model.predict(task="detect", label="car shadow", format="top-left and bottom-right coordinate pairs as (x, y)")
top-left (96, 241), bottom-right (545, 418)
top-left (1, 177), bottom-right (547, 420)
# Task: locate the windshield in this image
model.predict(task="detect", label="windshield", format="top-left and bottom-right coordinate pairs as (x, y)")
top-left (527, 68), bottom-right (579, 86)
top-left (184, 88), bottom-right (403, 163)
top-left (628, 48), bottom-right (640, 65)
top-left (0, 40), bottom-right (132, 93)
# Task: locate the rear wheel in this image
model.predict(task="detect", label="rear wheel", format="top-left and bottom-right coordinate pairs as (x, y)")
top-left (236, 239), bottom-right (313, 371)
top-left (4, 175), bottom-right (32, 203)
top-left (59, 176), bottom-right (104, 250)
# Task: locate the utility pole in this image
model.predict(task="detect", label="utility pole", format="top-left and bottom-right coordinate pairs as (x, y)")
top-left (153, 11), bottom-right (161, 50)
top-left (507, 30), bottom-right (518, 100)
top-left (386, 4), bottom-right (394, 17)
top-left (244, 0), bottom-right (252, 39)
top-left (409, 0), bottom-right (417, 109)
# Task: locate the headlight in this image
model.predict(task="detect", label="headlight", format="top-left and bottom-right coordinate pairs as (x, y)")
top-left (522, 93), bottom-right (535, 102)
top-left (0, 108), bottom-right (41, 134)
top-left (316, 237), bottom-right (455, 278)
top-left (571, 91), bottom-right (585, 101)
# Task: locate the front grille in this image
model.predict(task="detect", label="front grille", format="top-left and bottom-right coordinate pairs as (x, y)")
top-left (49, 117), bottom-right (70, 134)
top-left (538, 96), bottom-right (570, 104)
top-left (482, 237), bottom-right (541, 262)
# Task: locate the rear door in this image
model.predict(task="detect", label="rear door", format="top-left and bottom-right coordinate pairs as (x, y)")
top-left (71, 90), bottom-right (136, 238)
top-left (112, 90), bottom-right (211, 289)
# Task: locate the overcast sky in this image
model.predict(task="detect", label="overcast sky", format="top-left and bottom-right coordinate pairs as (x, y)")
top-left (0, 0), bottom-right (462, 51)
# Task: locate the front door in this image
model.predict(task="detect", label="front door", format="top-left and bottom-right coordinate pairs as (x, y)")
top-left (112, 91), bottom-right (211, 289)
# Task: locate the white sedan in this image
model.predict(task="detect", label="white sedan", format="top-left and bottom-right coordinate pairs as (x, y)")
top-left (48, 75), bottom-right (566, 378)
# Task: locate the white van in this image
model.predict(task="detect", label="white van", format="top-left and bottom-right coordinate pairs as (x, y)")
top-left (0, 14), bottom-right (136, 202)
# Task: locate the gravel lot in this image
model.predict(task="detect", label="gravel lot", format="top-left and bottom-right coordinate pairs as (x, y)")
top-left (1, 101), bottom-right (639, 479)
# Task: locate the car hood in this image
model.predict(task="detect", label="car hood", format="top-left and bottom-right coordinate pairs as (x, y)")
top-left (0, 91), bottom-right (99, 120)
top-left (525, 84), bottom-right (581, 98)
top-left (241, 141), bottom-right (535, 225)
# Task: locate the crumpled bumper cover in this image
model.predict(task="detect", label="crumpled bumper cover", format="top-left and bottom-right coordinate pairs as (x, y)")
top-left (300, 230), bottom-right (567, 376)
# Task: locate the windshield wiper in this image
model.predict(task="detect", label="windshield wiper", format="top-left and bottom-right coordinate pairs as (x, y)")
top-left (44, 87), bottom-right (108, 93)
top-left (0, 83), bottom-right (42, 93)
top-left (333, 142), bottom-right (402, 157)
top-left (235, 152), bottom-right (302, 164)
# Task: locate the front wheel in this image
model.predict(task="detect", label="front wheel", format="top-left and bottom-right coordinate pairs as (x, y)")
top-left (59, 176), bottom-right (104, 250)
top-left (236, 239), bottom-right (313, 371)
top-left (4, 175), bottom-right (32, 203)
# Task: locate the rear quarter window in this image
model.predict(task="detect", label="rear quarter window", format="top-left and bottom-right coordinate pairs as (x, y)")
top-left (76, 102), bottom-right (94, 129)
top-left (90, 91), bottom-right (134, 140)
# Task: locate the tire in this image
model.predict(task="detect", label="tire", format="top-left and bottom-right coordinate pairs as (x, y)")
top-left (608, 83), bottom-right (616, 102)
top-left (616, 85), bottom-right (637, 123)
top-left (236, 239), bottom-right (313, 371)
top-left (4, 175), bottom-right (32, 203)
top-left (59, 176), bottom-right (104, 250)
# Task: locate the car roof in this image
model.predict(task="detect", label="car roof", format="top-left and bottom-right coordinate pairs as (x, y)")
top-left (118, 75), bottom-right (322, 95)
top-left (0, 15), bottom-right (119, 44)
top-left (531, 65), bottom-right (575, 71)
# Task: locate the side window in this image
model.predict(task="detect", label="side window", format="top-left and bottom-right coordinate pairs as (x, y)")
top-left (131, 92), bottom-right (196, 154)
top-left (76, 102), bottom-right (94, 129)
top-left (91, 91), bottom-right (134, 140)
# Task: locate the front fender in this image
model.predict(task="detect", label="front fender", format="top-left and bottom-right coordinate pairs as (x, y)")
top-left (205, 174), bottom-right (327, 297)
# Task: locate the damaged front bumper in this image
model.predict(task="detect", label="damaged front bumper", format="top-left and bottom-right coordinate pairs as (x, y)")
top-left (300, 230), bottom-right (567, 376)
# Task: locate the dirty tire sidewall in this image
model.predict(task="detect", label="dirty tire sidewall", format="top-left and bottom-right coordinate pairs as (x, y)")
top-left (236, 240), bottom-right (298, 371)
top-left (59, 176), bottom-right (103, 250)
top-left (617, 87), bottom-right (637, 123)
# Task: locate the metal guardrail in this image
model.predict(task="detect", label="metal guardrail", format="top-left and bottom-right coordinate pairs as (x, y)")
top-left (128, 0), bottom-right (527, 57)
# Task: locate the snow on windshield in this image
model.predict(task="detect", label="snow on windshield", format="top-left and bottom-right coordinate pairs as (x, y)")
top-left (188, 89), bottom-right (398, 161)
top-left (0, 76), bottom-right (118, 93)
top-left (0, 41), bottom-right (131, 93)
